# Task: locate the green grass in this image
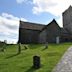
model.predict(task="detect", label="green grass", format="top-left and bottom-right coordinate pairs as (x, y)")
top-left (0, 43), bottom-right (72, 72)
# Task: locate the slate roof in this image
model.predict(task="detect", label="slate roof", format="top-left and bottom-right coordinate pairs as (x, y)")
top-left (41, 19), bottom-right (60, 31)
top-left (19, 21), bottom-right (45, 31)
top-left (61, 28), bottom-right (68, 34)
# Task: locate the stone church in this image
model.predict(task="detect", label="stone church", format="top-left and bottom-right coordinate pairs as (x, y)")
top-left (18, 5), bottom-right (72, 44)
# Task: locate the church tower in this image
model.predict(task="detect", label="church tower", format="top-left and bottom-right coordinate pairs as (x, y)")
top-left (62, 5), bottom-right (72, 33)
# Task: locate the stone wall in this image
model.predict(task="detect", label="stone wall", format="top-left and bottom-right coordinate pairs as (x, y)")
top-left (46, 22), bottom-right (61, 43)
top-left (39, 30), bottom-right (47, 43)
top-left (63, 6), bottom-right (72, 33)
top-left (18, 28), bottom-right (40, 44)
top-left (39, 20), bottom-right (61, 43)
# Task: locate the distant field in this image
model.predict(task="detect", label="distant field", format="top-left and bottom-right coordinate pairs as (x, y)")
top-left (0, 43), bottom-right (72, 72)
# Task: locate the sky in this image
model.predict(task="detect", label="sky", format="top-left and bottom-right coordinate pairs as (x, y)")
top-left (0, 0), bottom-right (72, 44)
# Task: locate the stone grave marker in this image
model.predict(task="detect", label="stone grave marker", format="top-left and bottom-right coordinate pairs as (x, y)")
top-left (24, 45), bottom-right (28, 50)
top-left (18, 43), bottom-right (21, 54)
top-left (33, 55), bottom-right (40, 69)
top-left (0, 41), bottom-right (6, 52)
top-left (45, 42), bottom-right (48, 49)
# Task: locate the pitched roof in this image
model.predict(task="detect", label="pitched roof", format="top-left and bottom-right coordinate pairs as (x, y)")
top-left (19, 21), bottom-right (45, 31)
top-left (41, 19), bottom-right (60, 31)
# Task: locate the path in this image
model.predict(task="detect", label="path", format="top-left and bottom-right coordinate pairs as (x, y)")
top-left (52, 46), bottom-right (72, 72)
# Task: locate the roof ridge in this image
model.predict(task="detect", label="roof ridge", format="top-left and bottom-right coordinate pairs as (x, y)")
top-left (41, 19), bottom-right (60, 31)
top-left (20, 20), bottom-right (45, 26)
top-left (19, 20), bottom-right (45, 31)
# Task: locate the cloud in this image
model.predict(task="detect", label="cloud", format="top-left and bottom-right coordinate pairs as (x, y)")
top-left (16, 0), bottom-right (32, 4)
top-left (32, 0), bottom-right (72, 27)
top-left (2, 13), bottom-right (19, 20)
top-left (20, 18), bottom-right (27, 22)
top-left (32, 0), bottom-right (72, 16)
top-left (16, 0), bottom-right (25, 4)
top-left (0, 13), bottom-right (27, 44)
top-left (56, 15), bottom-right (63, 27)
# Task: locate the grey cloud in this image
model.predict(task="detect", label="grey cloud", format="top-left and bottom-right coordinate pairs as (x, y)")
top-left (4, 23), bottom-right (19, 30)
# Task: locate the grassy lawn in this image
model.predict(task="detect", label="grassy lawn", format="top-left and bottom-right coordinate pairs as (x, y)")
top-left (0, 43), bottom-right (72, 72)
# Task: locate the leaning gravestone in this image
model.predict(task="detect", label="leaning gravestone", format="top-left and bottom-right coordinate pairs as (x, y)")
top-left (45, 42), bottom-right (48, 49)
top-left (33, 56), bottom-right (41, 69)
top-left (24, 45), bottom-right (28, 50)
top-left (0, 41), bottom-right (6, 52)
top-left (18, 43), bottom-right (21, 54)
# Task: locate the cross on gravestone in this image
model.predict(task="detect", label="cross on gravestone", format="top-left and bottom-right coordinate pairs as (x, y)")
top-left (33, 56), bottom-right (41, 69)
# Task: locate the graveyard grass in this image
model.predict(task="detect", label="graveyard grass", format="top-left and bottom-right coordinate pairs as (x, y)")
top-left (0, 43), bottom-right (72, 72)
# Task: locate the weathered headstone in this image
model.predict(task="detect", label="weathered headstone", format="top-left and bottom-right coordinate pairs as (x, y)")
top-left (18, 43), bottom-right (21, 54)
top-left (3, 40), bottom-right (7, 50)
top-left (45, 42), bottom-right (48, 49)
top-left (24, 45), bottom-right (28, 50)
top-left (0, 40), bottom-right (7, 52)
top-left (33, 56), bottom-right (40, 69)
top-left (56, 36), bottom-right (60, 44)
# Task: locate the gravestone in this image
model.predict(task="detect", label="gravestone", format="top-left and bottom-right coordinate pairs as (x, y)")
top-left (33, 56), bottom-right (40, 69)
top-left (45, 42), bottom-right (48, 49)
top-left (0, 41), bottom-right (6, 52)
top-left (24, 45), bottom-right (28, 50)
top-left (56, 36), bottom-right (60, 44)
top-left (3, 40), bottom-right (7, 50)
top-left (18, 43), bottom-right (21, 54)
